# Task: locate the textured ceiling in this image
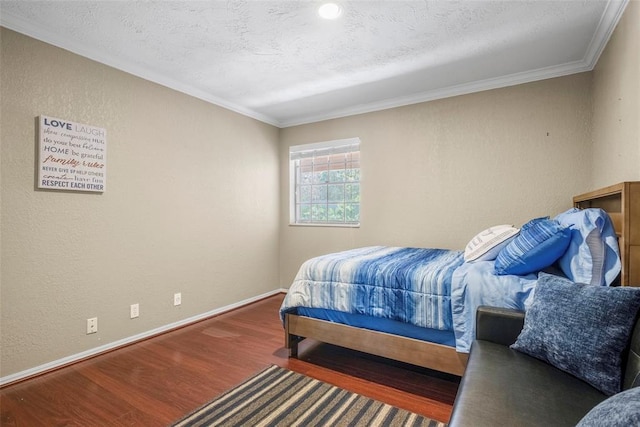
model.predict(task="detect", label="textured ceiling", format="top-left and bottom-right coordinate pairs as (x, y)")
top-left (0, 0), bottom-right (629, 127)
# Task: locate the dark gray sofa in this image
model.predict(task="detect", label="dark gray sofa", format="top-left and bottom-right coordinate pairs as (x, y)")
top-left (449, 306), bottom-right (640, 427)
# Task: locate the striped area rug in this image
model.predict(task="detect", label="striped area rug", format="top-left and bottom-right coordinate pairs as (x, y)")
top-left (172, 365), bottom-right (446, 427)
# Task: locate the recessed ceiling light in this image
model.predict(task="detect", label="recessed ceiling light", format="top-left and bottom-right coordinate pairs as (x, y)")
top-left (318, 3), bottom-right (342, 20)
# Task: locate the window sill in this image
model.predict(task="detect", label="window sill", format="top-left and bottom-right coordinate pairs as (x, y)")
top-left (289, 223), bottom-right (360, 228)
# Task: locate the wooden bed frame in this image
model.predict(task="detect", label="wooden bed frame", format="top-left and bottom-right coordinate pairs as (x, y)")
top-left (284, 182), bottom-right (639, 376)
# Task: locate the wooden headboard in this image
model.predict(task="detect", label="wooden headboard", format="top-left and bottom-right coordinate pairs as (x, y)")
top-left (573, 182), bottom-right (640, 287)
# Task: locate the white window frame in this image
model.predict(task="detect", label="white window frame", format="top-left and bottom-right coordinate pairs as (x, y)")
top-left (289, 137), bottom-right (361, 227)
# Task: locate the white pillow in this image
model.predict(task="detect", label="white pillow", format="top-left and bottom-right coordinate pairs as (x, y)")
top-left (464, 224), bottom-right (519, 262)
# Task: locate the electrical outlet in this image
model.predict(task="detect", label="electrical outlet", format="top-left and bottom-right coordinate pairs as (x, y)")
top-left (130, 303), bottom-right (139, 319)
top-left (174, 292), bottom-right (182, 306)
top-left (87, 317), bottom-right (98, 334)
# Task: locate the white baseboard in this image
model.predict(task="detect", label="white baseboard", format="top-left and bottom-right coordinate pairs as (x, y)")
top-left (0, 288), bottom-right (288, 387)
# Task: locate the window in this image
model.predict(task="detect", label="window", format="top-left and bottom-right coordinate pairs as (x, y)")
top-left (289, 138), bottom-right (360, 226)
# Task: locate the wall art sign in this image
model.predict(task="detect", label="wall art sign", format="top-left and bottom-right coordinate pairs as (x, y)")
top-left (38, 115), bottom-right (107, 192)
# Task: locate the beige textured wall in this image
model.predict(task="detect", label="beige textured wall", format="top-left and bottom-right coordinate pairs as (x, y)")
top-left (279, 74), bottom-right (593, 286)
top-left (0, 28), bottom-right (280, 377)
top-left (592, 0), bottom-right (640, 187)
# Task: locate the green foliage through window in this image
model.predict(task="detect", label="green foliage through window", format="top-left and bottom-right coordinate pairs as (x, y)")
top-left (291, 140), bottom-right (360, 225)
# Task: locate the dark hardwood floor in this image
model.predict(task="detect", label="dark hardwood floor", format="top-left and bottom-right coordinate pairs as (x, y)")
top-left (0, 294), bottom-right (459, 426)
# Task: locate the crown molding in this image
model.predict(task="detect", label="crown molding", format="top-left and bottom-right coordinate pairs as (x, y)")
top-left (0, 10), bottom-right (281, 127)
top-left (279, 59), bottom-right (592, 127)
top-left (583, 0), bottom-right (629, 69)
top-left (280, 0), bottom-right (629, 128)
top-left (1, 0), bottom-right (628, 129)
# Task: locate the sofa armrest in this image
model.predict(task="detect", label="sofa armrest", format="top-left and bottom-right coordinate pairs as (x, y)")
top-left (476, 306), bottom-right (525, 346)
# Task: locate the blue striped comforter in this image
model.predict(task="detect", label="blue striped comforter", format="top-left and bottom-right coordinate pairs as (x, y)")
top-left (280, 246), bottom-right (465, 331)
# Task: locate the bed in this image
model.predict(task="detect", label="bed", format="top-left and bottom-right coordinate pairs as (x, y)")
top-left (280, 182), bottom-right (639, 376)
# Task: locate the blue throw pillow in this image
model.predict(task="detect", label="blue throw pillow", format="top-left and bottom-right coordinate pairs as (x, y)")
top-left (577, 386), bottom-right (640, 426)
top-left (511, 273), bottom-right (640, 396)
top-left (554, 208), bottom-right (621, 286)
top-left (495, 218), bottom-right (571, 275)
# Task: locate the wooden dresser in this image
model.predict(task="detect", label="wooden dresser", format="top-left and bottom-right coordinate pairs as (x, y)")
top-left (573, 182), bottom-right (640, 287)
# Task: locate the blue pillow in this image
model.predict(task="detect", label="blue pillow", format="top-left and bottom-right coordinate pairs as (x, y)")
top-left (577, 386), bottom-right (640, 426)
top-left (494, 218), bottom-right (571, 275)
top-left (511, 273), bottom-right (640, 396)
top-left (554, 208), bottom-right (621, 286)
